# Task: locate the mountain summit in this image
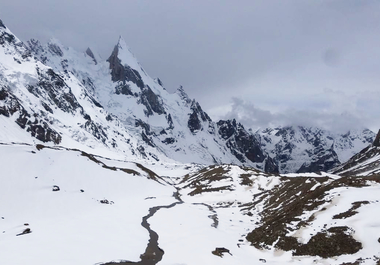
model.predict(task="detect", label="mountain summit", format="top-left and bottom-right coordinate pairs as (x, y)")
top-left (0, 18), bottom-right (375, 172)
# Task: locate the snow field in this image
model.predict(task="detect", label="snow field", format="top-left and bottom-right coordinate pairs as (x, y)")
top-left (0, 144), bottom-right (176, 265)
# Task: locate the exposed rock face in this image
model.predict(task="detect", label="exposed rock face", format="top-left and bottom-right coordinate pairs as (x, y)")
top-left (140, 86), bottom-right (166, 116)
top-left (28, 68), bottom-right (82, 114)
top-left (188, 112), bottom-right (201, 133)
top-left (188, 100), bottom-right (212, 133)
top-left (115, 82), bottom-right (133, 96)
top-left (373, 129), bottom-right (380, 147)
top-left (0, 29), bottom-right (15, 45)
top-left (85, 47), bottom-right (97, 65)
top-left (47, 43), bottom-right (63, 57)
top-left (176, 86), bottom-right (192, 105)
top-left (0, 88), bottom-right (62, 144)
top-left (155, 78), bottom-right (163, 87)
top-left (217, 119), bottom-right (279, 173)
top-left (107, 44), bottom-right (144, 89)
top-left (218, 119), bottom-right (264, 163)
top-left (297, 146), bottom-right (340, 173)
top-left (0, 87), bottom-right (22, 117)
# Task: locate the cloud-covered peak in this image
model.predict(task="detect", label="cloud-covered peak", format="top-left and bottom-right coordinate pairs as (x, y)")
top-left (219, 97), bottom-right (373, 134)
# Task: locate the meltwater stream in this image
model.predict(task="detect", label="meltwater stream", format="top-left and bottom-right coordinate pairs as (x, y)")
top-left (103, 192), bottom-right (183, 265)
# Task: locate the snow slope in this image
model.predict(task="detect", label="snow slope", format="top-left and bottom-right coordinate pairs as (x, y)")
top-left (0, 143), bottom-right (178, 265)
top-left (157, 165), bottom-right (380, 265)
top-left (1, 145), bottom-right (379, 264)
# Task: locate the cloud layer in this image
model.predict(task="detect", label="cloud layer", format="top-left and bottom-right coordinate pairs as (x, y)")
top-left (215, 88), bottom-right (379, 133)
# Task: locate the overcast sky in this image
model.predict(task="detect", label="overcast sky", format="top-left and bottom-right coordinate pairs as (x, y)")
top-left (1, 0), bottom-right (380, 133)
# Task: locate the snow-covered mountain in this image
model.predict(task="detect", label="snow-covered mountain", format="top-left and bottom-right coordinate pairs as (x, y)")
top-left (0, 20), bottom-right (170, 162)
top-left (0, 19), bottom-right (281, 172)
top-left (1, 18), bottom-right (375, 174)
top-left (332, 130), bottom-right (380, 176)
top-left (255, 126), bottom-right (375, 173)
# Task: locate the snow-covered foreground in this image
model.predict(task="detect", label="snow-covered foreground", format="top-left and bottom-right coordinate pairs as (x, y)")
top-left (153, 165), bottom-right (380, 265)
top-left (1, 144), bottom-right (380, 265)
top-left (0, 143), bottom-right (178, 265)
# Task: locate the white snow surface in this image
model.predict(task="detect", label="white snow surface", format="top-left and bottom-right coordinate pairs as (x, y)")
top-left (0, 144), bottom-right (176, 265)
top-left (1, 144), bottom-right (380, 265)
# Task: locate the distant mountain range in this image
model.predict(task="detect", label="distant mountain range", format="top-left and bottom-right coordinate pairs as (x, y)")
top-left (0, 18), bottom-right (375, 173)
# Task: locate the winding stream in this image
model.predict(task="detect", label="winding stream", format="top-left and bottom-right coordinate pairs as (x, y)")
top-left (103, 192), bottom-right (183, 265)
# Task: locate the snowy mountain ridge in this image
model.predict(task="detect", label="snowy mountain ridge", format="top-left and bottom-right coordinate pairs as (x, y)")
top-left (0, 21), bottom-right (168, 162)
top-left (255, 126), bottom-right (375, 173)
top-left (1, 19), bottom-right (279, 171)
top-left (0, 18), bottom-right (375, 173)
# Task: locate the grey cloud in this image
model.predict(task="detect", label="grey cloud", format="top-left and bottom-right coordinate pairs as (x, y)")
top-left (222, 96), bottom-right (374, 133)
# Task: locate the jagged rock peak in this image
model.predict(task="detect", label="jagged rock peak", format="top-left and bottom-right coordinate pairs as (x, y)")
top-left (373, 129), bottom-right (380, 147)
top-left (0, 19), bottom-right (5, 29)
top-left (114, 36), bottom-right (141, 70)
top-left (85, 47), bottom-right (97, 65)
top-left (27, 38), bottom-right (41, 48)
top-left (155, 78), bottom-right (164, 87)
top-left (107, 36), bottom-right (145, 89)
top-left (176, 86), bottom-right (191, 104)
top-left (47, 38), bottom-right (64, 57)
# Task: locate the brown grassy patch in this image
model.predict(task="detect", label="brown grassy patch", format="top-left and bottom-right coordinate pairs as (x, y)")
top-left (333, 201), bottom-right (370, 219)
top-left (245, 176), bottom-right (380, 254)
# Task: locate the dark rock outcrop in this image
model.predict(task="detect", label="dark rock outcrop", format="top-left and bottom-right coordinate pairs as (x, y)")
top-left (85, 47), bottom-right (97, 65)
top-left (28, 68), bottom-right (81, 114)
top-left (47, 43), bottom-right (63, 57)
top-left (373, 129), bottom-right (380, 147)
top-left (297, 146), bottom-right (340, 173)
top-left (107, 44), bottom-right (144, 89)
top-left (188, 100), bottom-right (211, 133)
top-left (217, 119), bottom-right (279, 173)
top-left (139, 86), bottom-right (166, 116)
top-left (0, 88), bottom-right (62, 144)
